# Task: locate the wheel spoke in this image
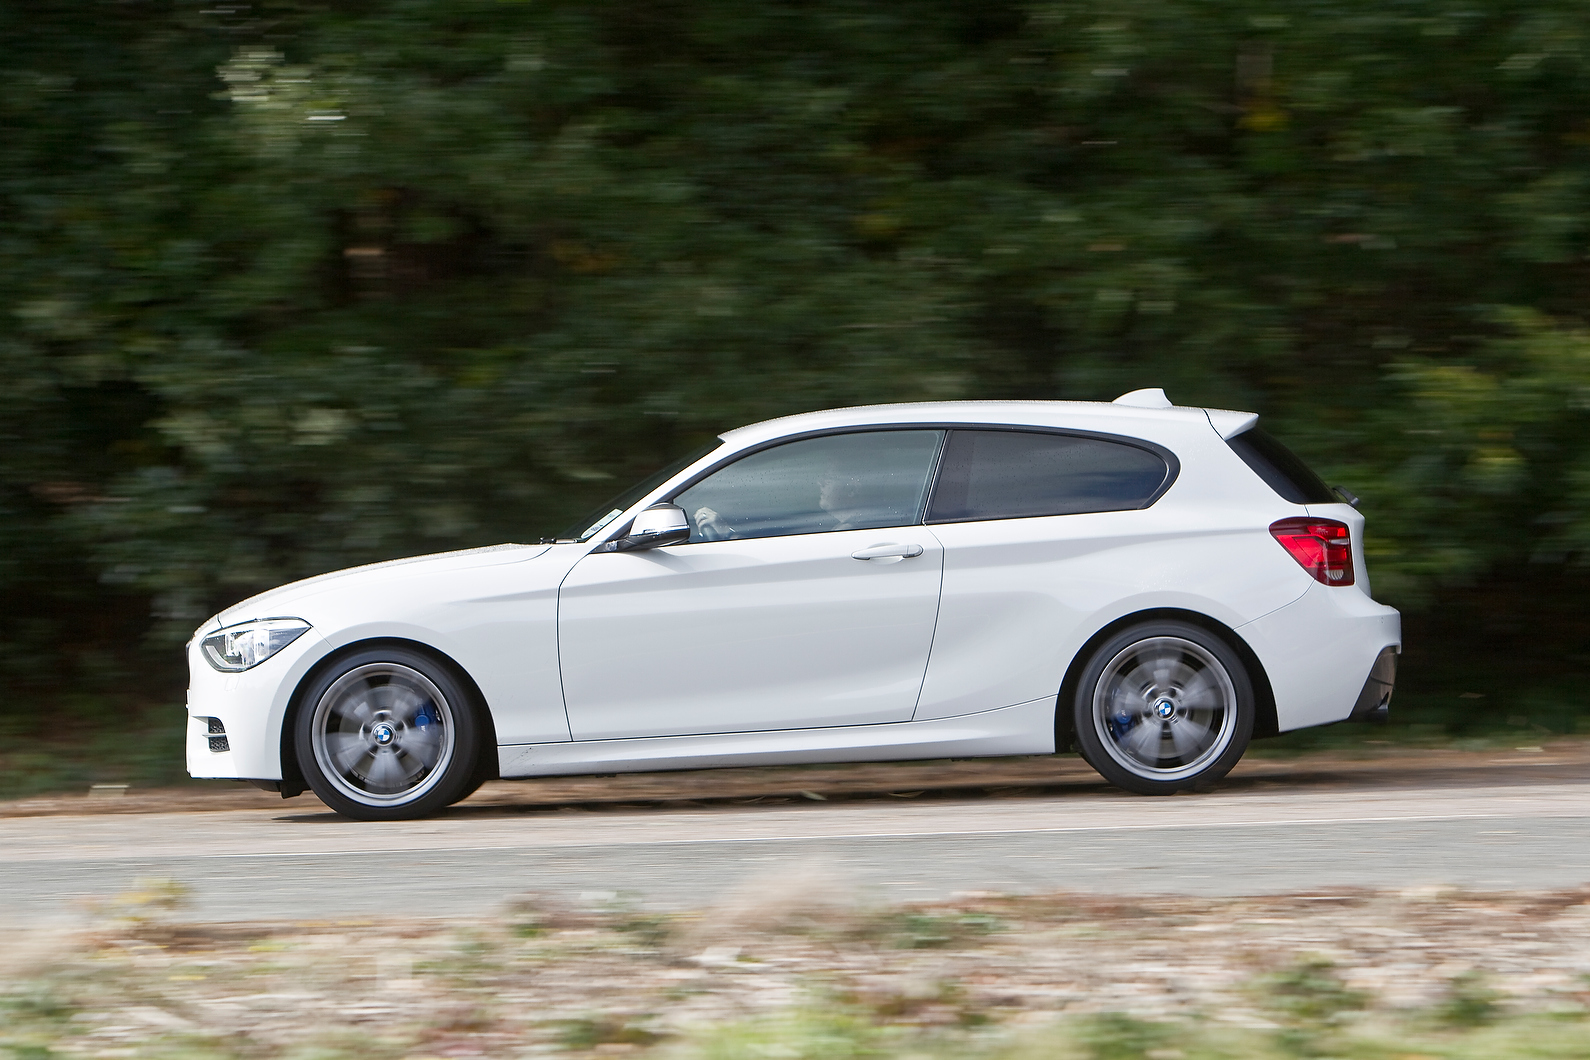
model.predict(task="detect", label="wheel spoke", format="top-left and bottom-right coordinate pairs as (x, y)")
top-left (322, 730), bottom-right (369, 774)
top-left (1102, 682), bottom-right (1139, 719)
top-left (1142, 646), bottom-right (1182, 692)
top-left (1120, 659), bottom-right (1152, 689)
top-left (383, 684), bottom-right (426, 723)
top-left (1165, 718), bottom-right (1207, 760)
top-left (347, 749), bottom-right (379, 782)
top-left (1164, 658), bottom-right (1201, 695)
top-left (366, 682), bottom-right (399, 715)
top-left (395, 747), bottom-right (431, 783)
top-left (1177, 669), bottom-right (1221, 709)
top-left (364, 751), bottom-right (405, 793)
top-left (1121, 717), bottom-right (1164, 761)
top-left (401, 724), bottom-right (444, 767)
top-left (336, 693), bottom-right (375, 727)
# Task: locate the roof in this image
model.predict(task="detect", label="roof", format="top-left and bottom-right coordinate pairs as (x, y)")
top-left (721, 393), bottom-right (1258, 447)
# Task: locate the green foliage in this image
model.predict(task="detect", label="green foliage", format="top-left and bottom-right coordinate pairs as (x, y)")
top-left (550, 1015), bottom-right (666, 1050)
top-left (1074, 1013), bottom-right (1179, 1060)
top-left (1364, 310), bottom-right (1590, 604)
top-left (1439, 970), bottom-right (1505, 1028)
top-left (670, 1004), bottom-right (1590, 1059)
top-left (0, 703), bottom-right (189, 799)
top-left (680, 1008), bottom-right (893, 1060)
top-left (1255, 956), bottom-right (1366, 1025)
top-left (613, 909), bottom-right (676, 950)
top-left (5, 0), bottom-right (1590, 732)
top-left (871, 910), bottom-right (1007, 949)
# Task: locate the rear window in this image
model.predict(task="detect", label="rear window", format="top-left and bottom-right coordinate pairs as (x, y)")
top-left (1227, 427), bottom-right (1337, 504)
top-left (927, 429), bottom-right (1172, 523)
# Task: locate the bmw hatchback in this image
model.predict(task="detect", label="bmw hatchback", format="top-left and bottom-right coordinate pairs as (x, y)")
top-left (187, 389), bottom-right (1401, 820)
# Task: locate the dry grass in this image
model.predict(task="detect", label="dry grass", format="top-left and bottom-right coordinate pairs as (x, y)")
top-left (4, 880), bottom-right (1590, 1058)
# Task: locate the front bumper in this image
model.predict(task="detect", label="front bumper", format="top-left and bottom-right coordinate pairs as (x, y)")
top-left (185, 626), bottom-right (331, 781)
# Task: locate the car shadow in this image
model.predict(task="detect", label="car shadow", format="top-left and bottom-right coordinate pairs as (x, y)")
top-left (265, 747), bottom-right (1586, 823)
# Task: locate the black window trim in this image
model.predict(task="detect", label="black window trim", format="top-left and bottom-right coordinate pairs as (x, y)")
top-left (644, 422), bottom-right (1179, 543)
top-left (922, 424), bottom-right (1180, 526)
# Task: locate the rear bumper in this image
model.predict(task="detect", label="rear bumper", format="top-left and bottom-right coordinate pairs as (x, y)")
top-left (1349, 646), bottom-right (1398, 722)
top-left (1236, 583), bottom-right (1402, 732)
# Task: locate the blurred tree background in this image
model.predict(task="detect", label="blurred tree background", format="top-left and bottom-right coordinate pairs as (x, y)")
top-left (3, 0), bottom-right (1589, 790)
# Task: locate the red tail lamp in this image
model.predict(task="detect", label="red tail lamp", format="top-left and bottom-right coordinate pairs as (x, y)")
top-left (1269, 517), bottom-right (1355, 586)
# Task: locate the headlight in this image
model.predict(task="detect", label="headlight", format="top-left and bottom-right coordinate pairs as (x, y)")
top-left (201, 618), bottom-right (312, 672)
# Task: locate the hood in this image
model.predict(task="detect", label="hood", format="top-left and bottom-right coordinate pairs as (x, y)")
top-left (209, 542), bottom-right (551, 630)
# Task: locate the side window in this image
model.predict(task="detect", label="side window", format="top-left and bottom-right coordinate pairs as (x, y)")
top-left (927, 430), bottom-right (1170, 522)
top-left (1225, 427), bottom-right (1337, 504)
top-left (673, 430), bottom-right (943, 542)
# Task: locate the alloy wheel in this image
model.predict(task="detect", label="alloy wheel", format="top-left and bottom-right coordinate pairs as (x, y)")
top-left (1090, 635), bottom-right (1239, 782)
top-left (309, 662), bottom-right (457, 807)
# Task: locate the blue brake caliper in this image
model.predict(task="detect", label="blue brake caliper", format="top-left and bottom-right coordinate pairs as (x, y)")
top-left (1108, 711), bottom-right (1134, 742)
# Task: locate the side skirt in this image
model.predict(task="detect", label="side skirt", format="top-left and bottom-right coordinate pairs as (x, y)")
top-left (497, 698), bottom-right (1056, 779)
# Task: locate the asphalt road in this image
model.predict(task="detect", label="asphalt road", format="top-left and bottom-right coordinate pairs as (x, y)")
top-left (4, 756), bottom-right (1589, 924)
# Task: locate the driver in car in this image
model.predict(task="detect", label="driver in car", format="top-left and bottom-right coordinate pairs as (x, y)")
top-left (691, 473), bottom-right (869, 541)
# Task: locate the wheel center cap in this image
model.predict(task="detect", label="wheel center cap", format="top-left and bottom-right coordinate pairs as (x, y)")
top-left (1154, 698), bottom-right (1176, 719)
top-left (371, 722), bottom-right (396, 746)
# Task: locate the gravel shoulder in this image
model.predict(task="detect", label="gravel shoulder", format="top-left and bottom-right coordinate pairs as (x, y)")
top-left (5, 737), bottom-right (1588, 820)
top-left (5, 883), bottom-right (1589, 1059)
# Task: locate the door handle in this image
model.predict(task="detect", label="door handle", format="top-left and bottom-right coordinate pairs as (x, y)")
top-left (851, 543), bottom-right (925, 561)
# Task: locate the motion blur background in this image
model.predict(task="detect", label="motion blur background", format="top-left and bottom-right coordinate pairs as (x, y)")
top-left (4, 0), bottom-right (1588, 794)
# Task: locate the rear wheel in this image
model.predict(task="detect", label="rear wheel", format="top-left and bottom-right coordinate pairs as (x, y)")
top-left (1072, 620), bottom-right (1254, 795)
top-left (295, 647), bottom-right (483, 820)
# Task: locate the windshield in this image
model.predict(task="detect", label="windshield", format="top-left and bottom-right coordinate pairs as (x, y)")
top-left (558, 441), bottom-right (723, 542)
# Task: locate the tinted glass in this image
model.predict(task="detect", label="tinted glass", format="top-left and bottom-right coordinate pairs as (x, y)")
top-left (1226, 427), bottom-right (1336, 504)
top-left (673, 430), bottom-right (942, 542)
top-left (927, 429), bottom-right (1170, 522)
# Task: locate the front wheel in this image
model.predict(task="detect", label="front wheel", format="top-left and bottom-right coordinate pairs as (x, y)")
top-left (1072, 621), bottom-right (1254, 795)
top-left (295, 647), bottom-right (484, 820)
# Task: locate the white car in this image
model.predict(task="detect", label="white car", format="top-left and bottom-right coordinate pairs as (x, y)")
top-left (186, 389), bottom-right (1401, 820)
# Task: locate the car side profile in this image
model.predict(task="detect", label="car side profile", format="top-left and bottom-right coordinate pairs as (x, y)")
top-left (186, 389), bottom-right (1401, 820)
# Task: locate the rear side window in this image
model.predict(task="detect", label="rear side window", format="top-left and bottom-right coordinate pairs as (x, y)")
top-left (927, 429), bottom-right (1172, 523)
top-left (1226, 427), bottom-right (1336, 504)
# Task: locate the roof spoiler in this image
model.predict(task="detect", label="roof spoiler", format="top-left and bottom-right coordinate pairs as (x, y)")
top-left (1114, 387), bottom-right (1258, 437)
top-left (1205, 408), bottom-right (1259, 438)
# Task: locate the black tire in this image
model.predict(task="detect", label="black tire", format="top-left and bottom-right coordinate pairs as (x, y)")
top-left (294, 646), bottom-right (484, 821)
top-left (1072, 620), bottom-right (1254, 795)
top-left (452, 753), bottom-right (498, 806)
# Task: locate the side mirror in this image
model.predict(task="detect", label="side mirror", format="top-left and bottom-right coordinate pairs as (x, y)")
top-left (611, 503), bottom-right (690, 552)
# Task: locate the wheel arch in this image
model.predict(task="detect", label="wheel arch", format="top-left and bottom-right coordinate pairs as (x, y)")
top-left (278, 636), bottom-right (499, 798)
top-left (1053, 607), bottom-right (1278, 751)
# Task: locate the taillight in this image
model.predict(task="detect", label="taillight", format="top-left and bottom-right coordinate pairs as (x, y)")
top-left (1268, 517), bottom-right (1355, 586)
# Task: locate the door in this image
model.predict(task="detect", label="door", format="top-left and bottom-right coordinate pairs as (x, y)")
top-left (557, 429), bottom-right (946, 740)
top-left (913, 428), bottom-right (1179, 719)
